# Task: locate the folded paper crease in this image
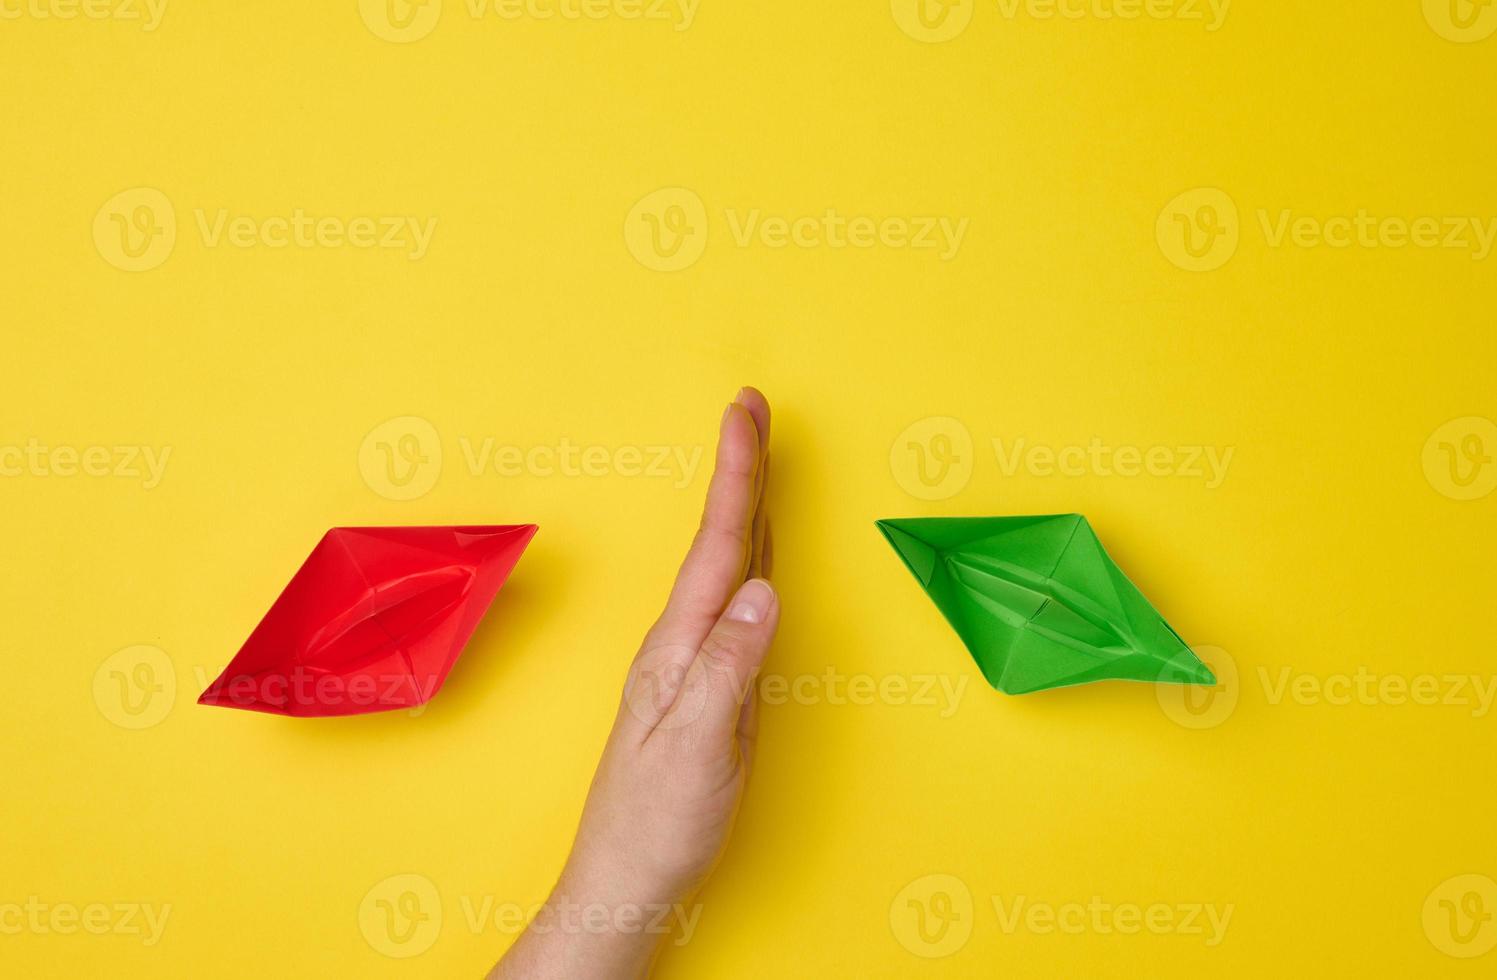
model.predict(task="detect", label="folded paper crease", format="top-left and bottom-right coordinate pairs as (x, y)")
top-left (877, 514), bottom-right (1214, 695)
top-left (199, 524), bottom-right (537, 717)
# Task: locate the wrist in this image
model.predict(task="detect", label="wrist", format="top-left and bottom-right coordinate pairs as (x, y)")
top-left (554, 846), bottom-right (690, 921)
top-left (491, 862), bottom-right (674, 980)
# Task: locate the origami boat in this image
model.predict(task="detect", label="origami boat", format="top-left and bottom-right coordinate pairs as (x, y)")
top-left (878, 514), bottom-right (1213, 695)
top-left (199, 525), bottom-right (537, 716)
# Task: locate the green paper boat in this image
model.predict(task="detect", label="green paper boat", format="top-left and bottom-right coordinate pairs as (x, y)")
top-left (877, 514), bottom-right (1215, 695)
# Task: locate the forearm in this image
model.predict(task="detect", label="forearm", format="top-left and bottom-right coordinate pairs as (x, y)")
top-left (488, 861), bottom-right (670, 980)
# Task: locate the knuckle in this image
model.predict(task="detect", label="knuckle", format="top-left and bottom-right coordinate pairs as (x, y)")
top-left (698, 631), bottom-right (743, 668)
top-left (694, 522), bottom-right (745, 550)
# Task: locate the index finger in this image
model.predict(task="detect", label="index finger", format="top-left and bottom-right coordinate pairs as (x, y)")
top-left (644, 390), bottom-right (769, 651)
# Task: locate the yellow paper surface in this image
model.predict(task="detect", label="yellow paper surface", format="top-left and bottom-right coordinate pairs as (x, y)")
top-left (2, 2), bottom-right (1495, 976)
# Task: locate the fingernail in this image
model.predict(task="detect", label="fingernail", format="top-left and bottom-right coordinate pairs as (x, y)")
top-left (722, 402), bottom-right (734, 425)
top-left (734, 387), bottom-right (747, 404)
top-left (726, 579), bottom-right (775, 624)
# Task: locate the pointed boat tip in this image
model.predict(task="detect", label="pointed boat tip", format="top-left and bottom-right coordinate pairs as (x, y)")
top-left (1167, 657), bottom-right (1217, 687)
top-left (1183, 646), bottom-right (1217, 686)
top-left (195, 673), bottom-right (221, 705)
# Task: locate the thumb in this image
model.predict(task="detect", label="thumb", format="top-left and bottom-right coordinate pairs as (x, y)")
top-left (661, 579), bottom-right (779, 742)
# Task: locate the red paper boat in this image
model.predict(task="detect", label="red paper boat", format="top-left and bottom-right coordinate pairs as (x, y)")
top-left (199, 525), bottom-right (537, 717)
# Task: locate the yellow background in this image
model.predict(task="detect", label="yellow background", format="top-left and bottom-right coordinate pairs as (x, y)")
top-left (3, 1), bottom-right (1495, 976)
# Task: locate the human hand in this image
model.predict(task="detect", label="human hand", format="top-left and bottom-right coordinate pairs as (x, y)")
top-left (492, 388), bottom-right (776, 979)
